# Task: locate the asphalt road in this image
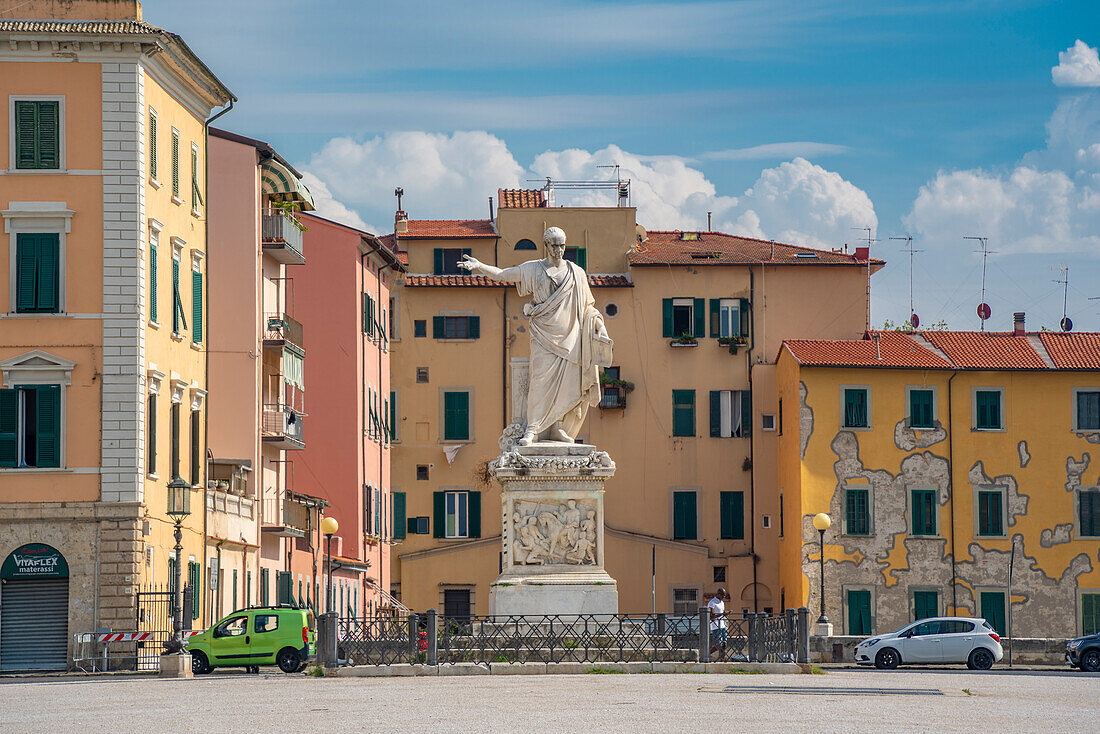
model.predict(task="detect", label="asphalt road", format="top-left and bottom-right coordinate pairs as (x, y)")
top-left (1, 667), bottom-right (1097, 733)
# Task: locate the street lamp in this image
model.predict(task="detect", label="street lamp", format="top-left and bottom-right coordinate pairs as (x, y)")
top-left (812, 512), bottom-right (832, 634)
top-left (163, 477), bottom-right (192, 655)
top-left (321, 516), bottom-right (339, 613)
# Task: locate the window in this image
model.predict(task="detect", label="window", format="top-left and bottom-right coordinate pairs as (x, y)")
top-left (393, 492), bottom-right (406, 540)
top-left (847, 588), bottom-right (872, 636)
top-left (604, 303), bottom-right (619, 318)
top-left (191, 144), bottom-right (203, 210)
top-left (148, 108), bottom-right (157, 181)
top-left (977, 488), bottom-right (1004, 536)
top-left (1074, 390), bottom-right (1100, 432)
top-left (433, 490), bottom-right (481, 539)
top-left (515, 238), bottom-right (537, 251)
top-left (433, 315), bottom-right (480, 339)
top-left (713, 566), bottom-right (726, 583)
top-left (416, 367), bottom-right (429, 383)
top-left (170, 402), bottom-right (180, 479)
top-left (912, 589), bottom-right (939, 621)
top-left (672, 390), bottom-right (695, 437)
top-left (908, 387), bottom-right (935, 429)
top-left (0, 385), bottom-right (61, 468)
top-left (147, 394), bottom-right (157, 475)
top-left (709, 390), bottom-right (751, 438)
top-left (563, 246), bottom-right (587, 269)
top-left (171, 129), bottom-right (180, 199)
top-left (14, 99), bottom-right (60, 169)
top-left (980, 591), bottom-right (1006, 636)
top-left (720, 491), bottom-right (744, 540)
top-left (672, 588), bottom-right (699, 616)
top-left (845, 486), bottom-right (871, 535)
top-left (842, 387), bottom-right (869, 429)
top-left (414, 320), bottom-right (427, 337)
top-left (1079, 488), bottom-right (1100, 538)
top-left (389, 390), bottom-right (398, 441)
top-left (443, 390), bottom-right (470, 441)
top-left (149, 230), bottom-right (159, 324)
top-left (408, 516), bottom-right (430, 535)
top-left (171, 256), bottom-right (188, 335)
top-left (710, 298), bottom-right (749, 338)
top-left (1083, 593), bottom-right (1100, 635)
top-left (434, 248), bottom-right (470, 275)
top-left (191, 264), bottom-right (203, 344)
top-left (761, 414), bottom-right (776, 431)
top-left (190, 561), bottom-right (201, 619)
top-left (14, 233), bottom-right (60, 313)
top-left (974, 389), bottom-right (1003, 430)
top-left (600, 367), bottom-right (624, 409)
top-left (190, 410), bottom-right (200, 486)
top-left (362, 293), bottom-right (375, 337)
top-left (416, 465), bottom-right (429, 481)
top-left (662, 298), bottom-right (704, 339)
top-left (672, 490), bottom-right (697, 540)
top-left (911, 488), bottom-right (937, 536)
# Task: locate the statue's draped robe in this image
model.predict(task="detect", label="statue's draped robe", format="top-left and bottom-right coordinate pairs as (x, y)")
top-left (511, 259), bottom-right (610, 437)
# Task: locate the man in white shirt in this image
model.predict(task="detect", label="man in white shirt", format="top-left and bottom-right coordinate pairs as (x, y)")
top-left (708, 587), bottom-right (728, 659)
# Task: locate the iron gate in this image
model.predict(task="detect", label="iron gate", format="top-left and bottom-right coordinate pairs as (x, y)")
top-left (135, 588), bottom-right (174, 670)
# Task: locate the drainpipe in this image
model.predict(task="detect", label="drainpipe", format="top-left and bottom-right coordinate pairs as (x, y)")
top-left (947, 370), bottom-right (959, 611)
top-left (378, 260), bottom-right (395, 608)
top-left (747, 266), bottom-right (758, 612)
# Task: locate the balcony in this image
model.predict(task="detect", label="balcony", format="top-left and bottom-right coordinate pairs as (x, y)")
top-left (261, 492), bottom-right (310, 538)
top-left (599, 388), bottom-right (626, 409)
top-left (263, 312), bottom-right (304, 351)
top-left (262, 209), bottom-right (306, 264)
top-left (262, 403), bottom-right (305, 450)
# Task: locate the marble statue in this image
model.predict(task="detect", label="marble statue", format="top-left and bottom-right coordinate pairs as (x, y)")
top-left (510, 499), bottom-right (598, 566)
top-left (459, 227), bottom-right (613, 445)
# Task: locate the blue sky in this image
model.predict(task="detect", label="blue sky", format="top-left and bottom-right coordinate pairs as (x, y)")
top-left (145, 0), bottom-right (1100, 332)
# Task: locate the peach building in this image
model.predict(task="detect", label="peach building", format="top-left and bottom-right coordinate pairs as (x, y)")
top-left (294, 212), bottom-right (405, 616)
top-left (0, 0), bottom-right (232, 669)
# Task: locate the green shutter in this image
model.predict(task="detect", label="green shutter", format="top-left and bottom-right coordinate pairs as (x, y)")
top-left (191, 270), bottom-right (203, 343)
top-left (844, 389), bottom-right (867, 428)
top-left (662, 299), bottom-right (673, 338)
top-left (172, 259), bottom-right (181, 333)
top-left (740, 390), bottom-right (752, 437)
top-left (15, 235), bottom-right (38, 312)
top-left (980, 592), bottom-right (1006, 636)
top-left (912, 489), bottom-right (936, 535)
top-left (739, 298), bottom-right (751, 338)
top-left (434, 249), bottom-right (444, 275)
top-left (673, 491), bottom-right (697, 540)
top-left (191, 147), bottom-right (203, 206)
top-left (15, 233), bottom-right (58, 313)
top-left (190, 410), bottom-right (200, 485)
top-left (468, 491), bottom-right (481, 538)
top-left (1083, 594), bottom-right (1100, 636)
top-left (913, 590), bottom-right (938, 620)
top-left (710, 299), bottom-right (720, 338)
top-left (149, 112), bottom-right (157, 180)
top-left (171, 132), bottom-right (180, 197)
top-left (910, 389), bottom-right (933, 428)
top-left (720, 491), bottom-right (744, 539)
top-left (978, 490), bottom-right (1003, 536)
top-left (34, 385), bottom-right (61, 468)
top-left (170, 403), bottom-right (180, 478)
top-left (147, 394), bottom-right (157, 476)
top-left (710, 391), bottom-right (722, 437)
top-left (15, 101), bottom-right (38, 169)
top-left (35, 235), bottom-right (59, 312)
top-left (848, 589), bottom-right (872, 635)
top-left (277, 572), bottom-right (292, 606)
top-left (469, 316), bottom-right (480, 339)
top-left (36, 101), bottom-right (59, 169)
top-left (433, 316), bottom-right (445, 339)
top-left (576, 248), bottom-right (587, 270)
top-left (190, 562), bottom-right (201, 619)
top-left (389, 391), bottom-right (397, 441)
top-left (672, 390), bottom-right (694, 437)
top-left (393, 492), bottom-right (407, 540)
top-left (0, 389), bottom-right (17, 468)
top-left (433, 491), bottom-right (446, 538)
top-left (846, 488), bottom-right (870, 535)
top-left (150, 245), bottom-right (158, 323)
top-left (444, 391), bottom-right (469, 441)
top-left (14, 101), bottom-right (59, 170)
top-left (693, 298), bottom-right (705, 338)
top-left (976, 391), bottom-right (1001, 430)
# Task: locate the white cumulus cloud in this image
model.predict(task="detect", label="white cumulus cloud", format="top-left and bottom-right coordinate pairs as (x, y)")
top-left (299, 172), bottom-right (372, 232)
top-left (1052, 40), bottom-right (1100, 88)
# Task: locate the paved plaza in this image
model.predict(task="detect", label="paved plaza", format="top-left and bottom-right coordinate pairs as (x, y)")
top-left (1, 668), bottom-right (1096, 733)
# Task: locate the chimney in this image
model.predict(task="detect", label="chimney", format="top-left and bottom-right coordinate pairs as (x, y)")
top-left (394, 210), bottom-right (408, 234)
top-left (1013, 312), bottom-right (1025, 336)
top-left (874, 332), bottom-right (881, 360)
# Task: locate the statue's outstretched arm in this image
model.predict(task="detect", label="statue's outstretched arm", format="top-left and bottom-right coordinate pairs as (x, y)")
top-left (458, 254), bottom-right (522, 283)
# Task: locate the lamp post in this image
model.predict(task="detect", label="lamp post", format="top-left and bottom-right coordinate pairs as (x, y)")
top-left (321, 516), bottom-right (339, 613)
top-left (163, 477), bottom-right (192, 656)
top-left (812, 512), bottom-right (833, 636)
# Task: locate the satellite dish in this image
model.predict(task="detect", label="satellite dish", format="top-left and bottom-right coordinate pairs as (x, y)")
top-left (1061, 317), bottom-right (1073, 332)
top-left (977, 303), bottom-right (991, 321)
top-left (910, 313), bottom-right (920, 329)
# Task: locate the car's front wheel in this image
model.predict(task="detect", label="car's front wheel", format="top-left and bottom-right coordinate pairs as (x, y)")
top-left (191, 650), bottom-right (211, 675)
top-left (968, 648), bottom-right (994, 670)
top-left (277, 647), bottom-right (302, 673)
top-left (875, 648), bottom-right (901, 669)
top-left (1080, 649), bottom-right (1100, 672)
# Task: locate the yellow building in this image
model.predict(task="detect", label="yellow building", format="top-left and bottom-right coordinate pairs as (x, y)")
top-left (0, 0), bottom-right (232, 669)
top-left (776, 321), bottom-right (1100, 638)
top-left (387, 186), bottom-right (877, 617)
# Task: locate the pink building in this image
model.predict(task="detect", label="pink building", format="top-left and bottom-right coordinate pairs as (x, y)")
top-left (295, 213), bottom-right (404, 617)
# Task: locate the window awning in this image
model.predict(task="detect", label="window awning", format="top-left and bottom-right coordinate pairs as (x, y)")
top-left (261, 159), bottom-right (315, 211)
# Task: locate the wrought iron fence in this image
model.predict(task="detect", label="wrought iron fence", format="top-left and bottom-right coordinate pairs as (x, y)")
top-left (332, 608), bottom-right (810, 667)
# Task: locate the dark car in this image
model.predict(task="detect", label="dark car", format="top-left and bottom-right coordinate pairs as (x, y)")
top-left (1065, 632), bottom-right (1100, 671)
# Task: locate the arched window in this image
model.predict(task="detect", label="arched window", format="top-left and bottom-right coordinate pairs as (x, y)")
top-left (514, 239), bottom-right (537, 251)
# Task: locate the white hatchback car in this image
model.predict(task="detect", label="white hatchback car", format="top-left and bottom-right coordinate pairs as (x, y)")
top-left (855, 617), bottom-right (1004, 670)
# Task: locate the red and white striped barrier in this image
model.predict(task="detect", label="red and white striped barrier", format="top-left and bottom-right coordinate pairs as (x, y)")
top-left (95, 630), bottom-right (204, 642)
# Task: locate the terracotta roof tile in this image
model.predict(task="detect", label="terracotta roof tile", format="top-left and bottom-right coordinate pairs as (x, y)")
top-left (397, 220), bottom-right (497, 239)
top-left (1038, 332), bottom-right (1100, 369)
top-left (629, 231), bottom-right (881, 267)
top-left (921, 331), bottom-right (1047, 370)
top-left (587, 274), bottom-right (633, 287)
top-left (0, 20), bottom-right (161, 33)
top-left (405, 274), bottom-right (631, 288)
top-left (783, 332), bottom-right (952, 369)
top-left (498, 188), bottom-right (548, 208)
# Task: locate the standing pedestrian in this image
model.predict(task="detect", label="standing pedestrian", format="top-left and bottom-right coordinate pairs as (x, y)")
top-left (709, 587), bottom-right (727, 660)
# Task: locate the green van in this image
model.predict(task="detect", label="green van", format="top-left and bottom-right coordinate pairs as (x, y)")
top-left (187, 606), bottom-right (316, 674)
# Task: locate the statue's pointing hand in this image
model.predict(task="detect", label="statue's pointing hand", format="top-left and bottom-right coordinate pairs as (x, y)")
top-left (458, 254), bottom-right (482, 273)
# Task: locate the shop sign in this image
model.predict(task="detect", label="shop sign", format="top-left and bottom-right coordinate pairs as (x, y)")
top-left (1, 543), bottom-right (69, 579)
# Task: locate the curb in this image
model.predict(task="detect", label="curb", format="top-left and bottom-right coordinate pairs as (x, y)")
top-left (333, 661), bottom-right (804, 677)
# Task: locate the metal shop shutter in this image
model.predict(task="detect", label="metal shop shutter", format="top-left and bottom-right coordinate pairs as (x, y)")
top-left (1, 578), bottom-right (69, 671)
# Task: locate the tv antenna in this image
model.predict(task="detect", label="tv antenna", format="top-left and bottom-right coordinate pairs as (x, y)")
top-left (852, 227), bottom-right (876, 332)
top-left (890, 235), bottom-right (921, 328)
top-left (1053, 264), bottom-right (1073, 331)
top-left (964, 236), bottom-right (995, 331)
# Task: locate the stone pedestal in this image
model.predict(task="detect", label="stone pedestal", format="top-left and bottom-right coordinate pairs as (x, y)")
top-left (488, 442), bottom-right (618, 616)
top-left (158, 653), bottom-right (193, 678)
top-left (814, 621), bottom-right (834, 637)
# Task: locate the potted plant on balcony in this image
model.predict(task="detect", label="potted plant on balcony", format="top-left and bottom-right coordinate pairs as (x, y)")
top-left (671, 331), bottom-right (698, 347)
top-left (271, 200), bottom-right (308, 232)
top-left (718, 335), bottom-right (748, 353)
